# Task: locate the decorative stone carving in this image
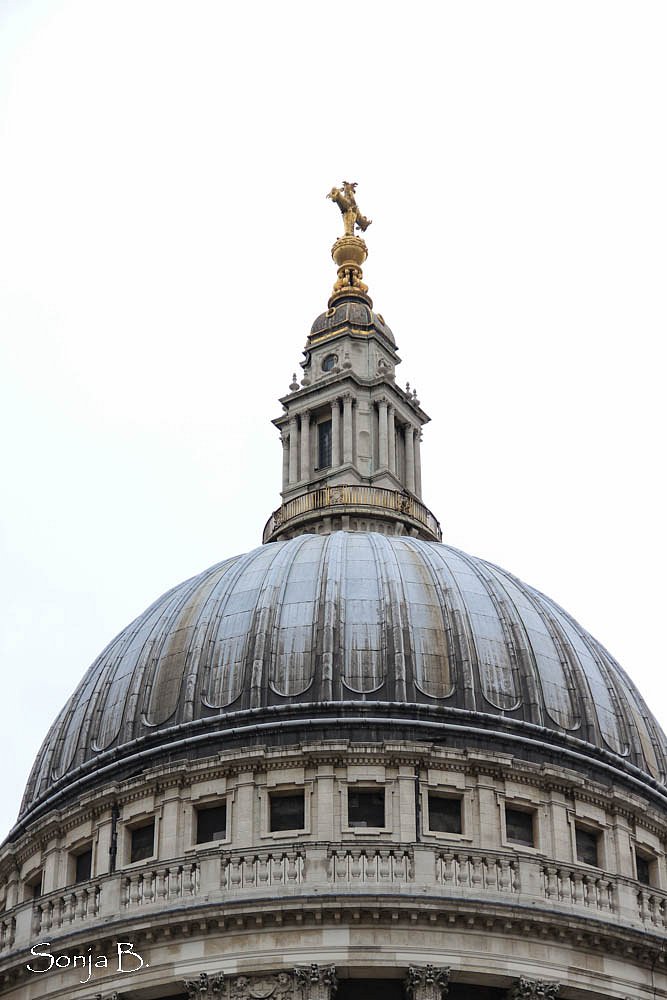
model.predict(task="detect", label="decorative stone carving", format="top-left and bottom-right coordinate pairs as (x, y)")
top-left (295, 965), bottom-right (338, 1000)
top-left (405, 965), bottom-right (450, 1000)
top-left (221, 967), bottom-right (336, 1000)
top-left (509, 978), bottom-right (560, 1000)
top-left (231, 973), bottom-right (294, 1000)
top-left (184, 972), bottom-right (225, 997)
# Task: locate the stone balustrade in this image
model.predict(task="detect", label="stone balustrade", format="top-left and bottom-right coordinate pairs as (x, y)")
top-left (31, 881), bottom-right (101, 936)
top-left (435, 850), bottom-right (519, 894)
top-left (328, 846), bottom-right (413, 883)
top-left (541, 864), bottom-right (615, 913)
top-left (638, 887), bottom-right (667, 928)
top-left (0, 916), bottom-right (15, 954)
top-left (221, 849), bottom-right (305, 889)
top-left (0, 846), bottom-right (664, 958)
top-left (122, 862), bottom-right (200, 908)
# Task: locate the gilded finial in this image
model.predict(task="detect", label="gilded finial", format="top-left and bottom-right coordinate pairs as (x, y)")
top-left (326, 181), bottom-right (372, 307)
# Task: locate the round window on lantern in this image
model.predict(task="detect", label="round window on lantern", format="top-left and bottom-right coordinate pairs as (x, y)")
top-left (322, 354), bottom-right (337, 372)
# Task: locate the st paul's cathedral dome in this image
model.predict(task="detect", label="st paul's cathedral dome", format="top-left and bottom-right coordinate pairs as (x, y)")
top-left (1, 184), bottom-right (666, 1000)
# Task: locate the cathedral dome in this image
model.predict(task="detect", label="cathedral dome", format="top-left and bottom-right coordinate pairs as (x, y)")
top-left (4, 186), bottom-right (666, 1000)
top-left (20, 531), bottom-right (667, 827)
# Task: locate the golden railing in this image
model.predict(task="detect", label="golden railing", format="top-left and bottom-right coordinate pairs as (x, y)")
top-left (263, 484), bottom-right (441, 543)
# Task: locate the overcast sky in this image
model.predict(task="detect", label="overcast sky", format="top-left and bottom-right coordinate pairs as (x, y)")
top-left (1, 0), bottom-right (665, 842)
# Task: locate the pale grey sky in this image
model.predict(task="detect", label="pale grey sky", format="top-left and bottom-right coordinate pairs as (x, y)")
top-left (1, 0), bottom-right (665, 841)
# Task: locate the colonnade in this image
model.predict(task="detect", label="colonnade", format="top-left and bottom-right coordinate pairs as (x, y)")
top-left (184, 967), bottom-right (560, 1000)
top-left (282, 396), bottom-right (422, 497)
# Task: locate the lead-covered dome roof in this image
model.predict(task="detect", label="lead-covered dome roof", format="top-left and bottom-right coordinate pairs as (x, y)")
top-left (310, 300), bottom-right (395, 344)
top-left (21, 533), bottom-right (667, 823)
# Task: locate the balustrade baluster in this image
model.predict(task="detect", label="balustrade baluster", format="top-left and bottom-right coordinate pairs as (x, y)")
top-left (230, 860), bottom-right (242, 890)
top-left (379, 852), bottom-right (390, 881)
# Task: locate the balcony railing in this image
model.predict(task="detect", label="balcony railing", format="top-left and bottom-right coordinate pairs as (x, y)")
top-left (1, 847), bottom-right (664, 959)
top-left (263, 484), bottom-right (442, 543)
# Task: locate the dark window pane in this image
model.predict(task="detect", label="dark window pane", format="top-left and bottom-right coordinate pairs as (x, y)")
top-left (322, 354), bottom-right (337, 372)
top-left (318, 420), bottom-right (332, 469)
top-left (636, 852), bottom-right (651, 885)
top-left (348, 789), bottom-right (385, 828)
top-left (75, 849), bottom-right (92, 883)
top-left (575, 827), bottom-right (599, 866)
top-left (270, 793), bottom-right (305, 832)
top-left (196, 804), bottom-right (227, 844)
top-left (130, 821), bottom-right (155, 863)
top-left (28, 872), bottom-right (43, 899)
top-left (505, 808), bottom-right (534, 846)
top-left (428, 795), bottom-right (462, 834)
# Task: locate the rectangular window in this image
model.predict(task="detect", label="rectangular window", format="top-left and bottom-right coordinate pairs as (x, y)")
top-left (348, 789), bottom-right (385, 828)
top-left (505, 807), bottom-right (534, 847)
top-left (269, 792), bottom-right (305, 832)
top-left (74, 848), bottom-right (92, 883)
top-left (26, 871), bottom-right (43, 900)
top-left (130, 821), bottom-right (155, 863)
top-left (196, 804), bottom-right (227, 844)
top-left (575, 826), bottom-right (599, 866)
top-left (428, 794), bottom-right (462, 834)
top-left (636, 851), bottom-right (652, 886)
top-left (318, 420), bottom-right (332, 469)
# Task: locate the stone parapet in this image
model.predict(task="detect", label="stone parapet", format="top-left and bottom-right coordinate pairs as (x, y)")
top-left (263, 485), bottom-right (441, 543)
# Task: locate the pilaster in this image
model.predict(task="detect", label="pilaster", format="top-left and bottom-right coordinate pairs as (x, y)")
top-left (378, 398), bottom-right (389, 469)
top-left (300, 412), bottom-right (311, 482)
top-left (331, 399), bottom-right (341, 468)
top-left (343, 394), bottom-right (354, 464)
top-left (388, 405), bottom-right (396, 473)
top-left (405, 425), bottom-right (416, 493)
top-left (288, 417), bottom-right (299, 485)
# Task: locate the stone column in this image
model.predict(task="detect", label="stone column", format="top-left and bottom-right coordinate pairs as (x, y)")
top-left (184, 972), bottom-right (225, 997)
top-left (388, 405), bottom-right (396, 473)
top-left (405, 965), bottom-right (450, 1000)
top-left (405, 424), bottom-right (416, 493)
top-left (414, 429), bottom-right (422, 497)
top-left (331, 398), bottom-right (341, 468)
top-left (343, 394), bottom-right (353, 465)
top-left (378, 398), bottom-right (389, 468)
top-left (288, 416), bottom-right (298, 485)
top-left (281, 431), bottom-right (290, 490)
top-left (508, 978), bottom-right (560, 1000)
top-left (300, 412), bottom-right (310, 482)
top-left (295, 965), bottom-right (338, 1000)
